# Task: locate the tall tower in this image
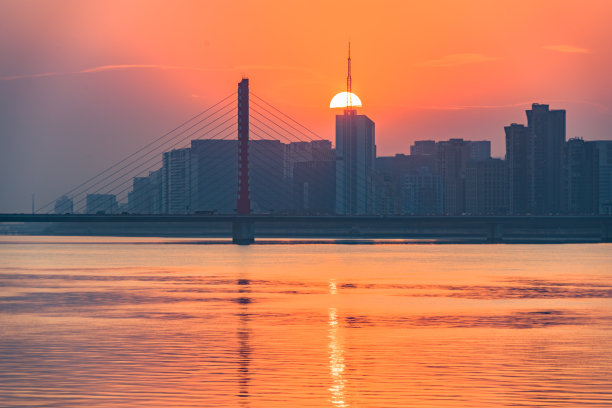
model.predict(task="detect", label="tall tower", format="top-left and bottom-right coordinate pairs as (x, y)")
top-left (335, 44), bottom-right (376, 214)
top-left (526, 103), bottom-right (565, 214)
top-left (346, 42), bottom-right (352, 108)
top-left (236, 78), bottom-right (251, 214)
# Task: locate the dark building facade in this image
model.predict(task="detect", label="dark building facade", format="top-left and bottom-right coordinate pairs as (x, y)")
top-left (526, 103), bottom-right (566, 214)
top-left (594, 141), bottom-right (612, 214)
top-left (437, 139), bottom-right (468, 215)
top-left (410, 140), bottom-right (436, 156)
top-left (505, 123), bottom-right (531, 214)
top-left (335, 110), bottom-right (376, 214)
top-left (249, 139), bottom-right (287, 213)
top-left (162, 147), bottom-right (191, 214)
top-left (375, 154), bottom-right (438, 214)
top-left (292, 160), bottom-right (336, 214)
top-left (564, 138), bottom-right (599, 214)
top-left (86, 194), bottom-right (118, 214)
top-left (402, 168), bottom-right (443, 215)
top-left (465, 158), bottom-right (508, 215)
top-left (190, 139), bottom-right (237, 214)
top-left (54, 195), bottom-right (73, 214)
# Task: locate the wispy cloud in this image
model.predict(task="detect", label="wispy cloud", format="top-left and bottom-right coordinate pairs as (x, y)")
top-left (416, 53), bottom-right (496, 67)
top-left (0, 72), bottom-right (59, 81)
top-left (0, 63), bottom-right (311, 81)
top-left (79, 64), bottom-right (188, 73)
top-left (542, 45), bottom-right (591, 54)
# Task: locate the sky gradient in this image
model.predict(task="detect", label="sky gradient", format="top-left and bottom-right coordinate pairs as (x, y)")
top-left (1, 0), bottom-right (611, 212)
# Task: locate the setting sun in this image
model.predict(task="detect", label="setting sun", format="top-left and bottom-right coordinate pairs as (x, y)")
top-left (330, 91), bottom-right (362, 109)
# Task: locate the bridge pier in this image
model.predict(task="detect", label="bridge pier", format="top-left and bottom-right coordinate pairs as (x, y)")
top-left (233, 219), bottom-right (255, 245)
top-left (486, 223), bottom-right (504, 243)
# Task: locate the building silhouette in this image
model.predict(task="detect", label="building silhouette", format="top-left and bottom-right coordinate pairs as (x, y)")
top-left (335, 110), bottom-right (376, 214)
top-left (526, 103), bottom-right (566, 214)
top-left (505, 123), bottom-right (531, 214)
top-left (54, 195), bottom-right (73, 214)
top-left (162, 147), bottom-right (191, 214)
top-left (116, 99), bottom-right (610, 218)
top-left (288, 141), bottom-right (335, 213)
top-left (86, 194), bottom-right (118, 214)
top-left (465, 158), bottom-right (508, 215)
top-left (293, 160), bottom-right (336, 214)
top-left (564, 138), bottom-right (599, 214)
top-left (190, 139), bottom-right (237, 214)
top-left (593, 141), bottom-right (612, 214)
top-left (403, 168), bottom-right (443, 215)
top-left (250, 139), bottom-right (286, 212)
top-left (410, 140), bottom-right (436, 156)
top-left (128, 169), bottom-right (162, 214)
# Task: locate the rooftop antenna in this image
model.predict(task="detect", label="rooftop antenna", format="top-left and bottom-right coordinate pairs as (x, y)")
top-left (346, 42), bottom-right (352, 108)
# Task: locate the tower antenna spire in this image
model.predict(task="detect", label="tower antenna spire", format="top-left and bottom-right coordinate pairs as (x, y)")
top-left (347, 42), bottom-right (352, 108)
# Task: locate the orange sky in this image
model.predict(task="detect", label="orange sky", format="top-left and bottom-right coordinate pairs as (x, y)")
top-left (1, 0), bottom-right (611, 211)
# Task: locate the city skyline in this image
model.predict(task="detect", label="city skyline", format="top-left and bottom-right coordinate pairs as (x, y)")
top-left (33, 95), bottom-right (612, 218)
top-left (2, 1), bottom-right (612, 212)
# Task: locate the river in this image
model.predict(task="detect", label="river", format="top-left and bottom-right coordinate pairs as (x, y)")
top-left (1, 236), bottom-right (611, 407)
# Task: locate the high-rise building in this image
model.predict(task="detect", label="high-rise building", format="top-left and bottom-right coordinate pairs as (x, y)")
top-left (593, 141), bottom-right (612, 214)
top-left (128, 177), bottom-right (153, 214)
top-left (526, 103), bottom-right (566, 214)
top-left (564, 138), bottom-right (599, 214)
top-left (465, 158), bottom-right (508, 215)
top-left (162, 147), bottom-right (190, 214)
top-left (293, 160), bottom-right (336, 214)
top-left (54, 195), bottom-right (73, 214)
top-left (190, 139), bottom-right (237, 214)
top-left (437, 139), bottom-right (468, 215)
top-left (466, 141), bottom-right (491, 162)
top-left (375, 153), bottom-right (438, 214)
top-left (286, 141), bottom-right (335, 213)
top-left (249, 139), bottom-right (287, 213)
top-left (505, 123), bottom-right (531, 214)
top-left (335, 110), bottom-right (376, 214)
top-left (410, 140), bottom-right (436, 156)
top-left (403, 168), bottom-right (443, 215)
top-left (128, 169), bottom-right (163, 214)
top-left (284, 140), bottom-right (333, 179)
top-left (86, 194), bottom-right (118, 214)
top-left (436, 139), bottom-right (492, 215)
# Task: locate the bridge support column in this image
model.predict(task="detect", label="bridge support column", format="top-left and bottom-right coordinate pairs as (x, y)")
top-left (233, 219), bottom-right (255, 245)
top-left (486, 223), bottom-right (503, 243)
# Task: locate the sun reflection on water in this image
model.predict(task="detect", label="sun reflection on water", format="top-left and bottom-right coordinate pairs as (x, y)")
top-left (328, 276), bottom-right (347, 407)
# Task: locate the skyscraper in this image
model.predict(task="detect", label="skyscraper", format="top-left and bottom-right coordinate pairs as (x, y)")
top-left (410, 140), bottom-right (436, 156)
top-left (505, 123), bottom-right (531, 214)
top-left (564, 138), bottom-right (599, 214)
top-left (249, 139), bottom-right (287, 213)
top-left (162, 147), bottom-right (190, 214)
top-left (593, 141), bottom-right (612, 214)
top-left (190, 139), bottom-right (237, 214)
top-left (437, 139), bottom-right (468, 215)
top-left (465, 158), bottom-right (508, 215)
top-left (526, 103), bottom-right (566, 214)
top-left (333, 44), bottom-right (376, 214)
top-left (335, 111), bottom-right (376, 214)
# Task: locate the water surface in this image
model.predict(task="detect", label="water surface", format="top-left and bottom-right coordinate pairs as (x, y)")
top-left (1, 236), bottom-right (611, 407)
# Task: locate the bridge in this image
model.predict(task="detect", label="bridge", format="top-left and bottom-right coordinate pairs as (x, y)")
top-left (3, 78), bottom-right (612, 244)
top-left (1, 214), bottom-right (611, 244)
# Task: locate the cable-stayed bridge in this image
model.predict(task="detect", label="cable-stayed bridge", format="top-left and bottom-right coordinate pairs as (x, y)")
top-left (1, 79), bottom-right (611, 244)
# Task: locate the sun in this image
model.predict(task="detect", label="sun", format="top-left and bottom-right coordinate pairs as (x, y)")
top-left (330, 92), bottom-right (362, 109)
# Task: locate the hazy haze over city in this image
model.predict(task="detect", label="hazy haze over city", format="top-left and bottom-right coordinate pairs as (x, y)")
top-left (1, 0), bottom-right (611, 212)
